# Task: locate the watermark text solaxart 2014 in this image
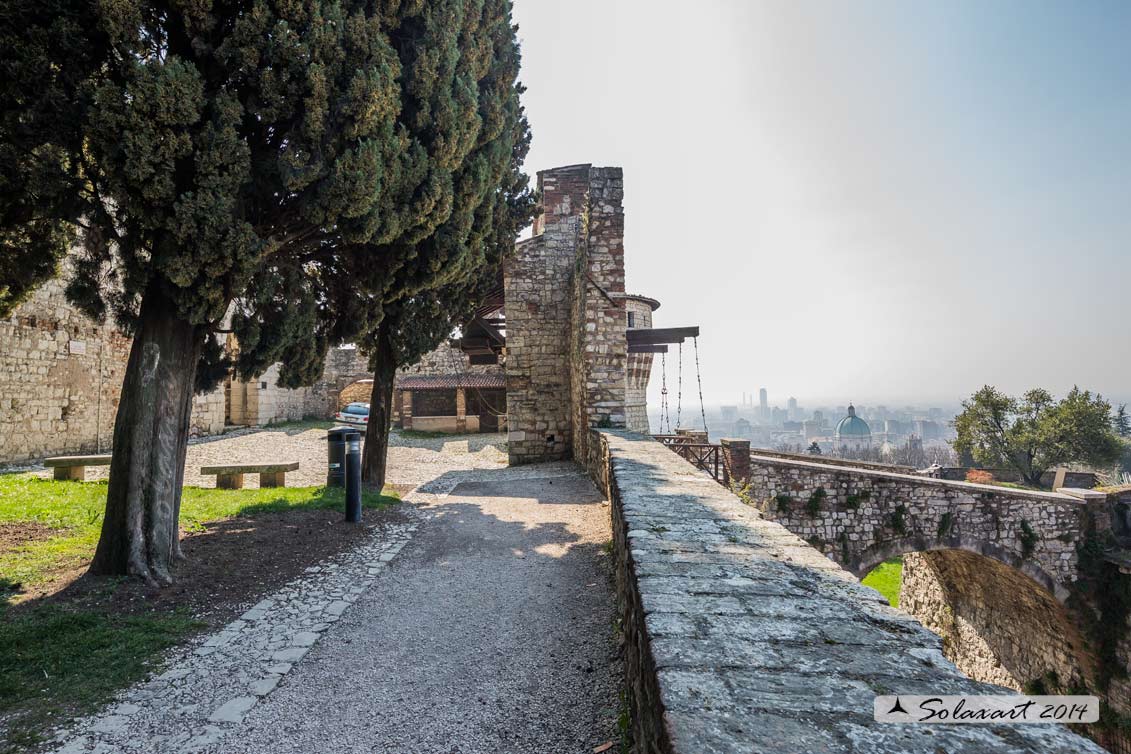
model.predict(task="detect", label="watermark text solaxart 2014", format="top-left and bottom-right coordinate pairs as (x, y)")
top-left (874, 695), bottom-right (1099, 724)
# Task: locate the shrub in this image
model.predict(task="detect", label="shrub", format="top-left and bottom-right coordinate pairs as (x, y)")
top-left (775, 493), bottom-right (792, 512)
top-left (1019, 519), bottom-right (1039, 558)
top-left (937, 511), bottom-right (955, 538)
top-left (889, 505), bottom-right (908, 535)
top-left (806, 487), bottom-right (828, 516)
top-left (966, 469), bottom-right (995, 485)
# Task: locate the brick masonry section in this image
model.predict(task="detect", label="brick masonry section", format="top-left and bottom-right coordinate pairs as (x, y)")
top-left (585, 429), bottom-right (1102, 754)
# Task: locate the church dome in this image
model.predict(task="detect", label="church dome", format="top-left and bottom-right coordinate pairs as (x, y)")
top-left (835, 405), bottom-right (871, 437)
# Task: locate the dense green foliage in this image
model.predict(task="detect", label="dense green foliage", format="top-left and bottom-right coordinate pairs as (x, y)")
top-left (1114, 404), bottom-right (1130, 438)
top-left (952, 386), bottom-right (1122, 487)
top-left (0, 0), bottom-right (104, 315)
top-left (1, 0), bottom-right (529, 391)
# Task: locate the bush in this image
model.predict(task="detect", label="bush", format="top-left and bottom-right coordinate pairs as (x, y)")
top-left (806, 487), bottom-right (827, 516)
top-left (775, 493), bottom-right (792, 512)
top-left (966, 469), bottom-right (995, 485)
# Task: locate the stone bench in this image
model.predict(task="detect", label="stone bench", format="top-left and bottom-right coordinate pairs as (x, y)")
top-left (200, 462), bottom-right (300, 490)
top-left (44, 454), bottom-right (112, 481)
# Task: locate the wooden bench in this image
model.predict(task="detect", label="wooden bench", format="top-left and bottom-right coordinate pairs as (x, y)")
top-left (200, 462), bottom-right (300, 490)
top-left (44, 454), bottom-right (112, 481)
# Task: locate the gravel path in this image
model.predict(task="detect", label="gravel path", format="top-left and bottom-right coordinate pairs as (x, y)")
top-left (225, 467), bottom-right (623, 754)
top-left (49, 451), bottom-right (622, 754)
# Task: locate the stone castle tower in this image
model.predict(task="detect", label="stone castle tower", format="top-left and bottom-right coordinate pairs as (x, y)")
top-left (503, 164), bottom-right (660, 464)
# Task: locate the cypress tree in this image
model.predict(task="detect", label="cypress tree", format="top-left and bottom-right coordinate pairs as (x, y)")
top-left (343, 1), bottom-right (536, 490)
top-left (0, 1), bottom-right (529, 584)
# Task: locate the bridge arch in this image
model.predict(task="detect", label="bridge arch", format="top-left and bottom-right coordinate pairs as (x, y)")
top-left (850, 536), bottom-right (1070, 603)
top-left (888, 548), bottom-right (1096, 697)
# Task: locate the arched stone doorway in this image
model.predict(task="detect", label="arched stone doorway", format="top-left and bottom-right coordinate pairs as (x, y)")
top-left (337, 380), bottom-right (372, 410)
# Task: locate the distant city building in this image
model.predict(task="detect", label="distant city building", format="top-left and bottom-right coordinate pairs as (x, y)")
top-left (834, 404), bottom-right (872, 451)
top-left (802, 420), bottom-right (823, 440)
top-left (759, 388), bottom-right (768, 421)
top-left (787, 396), bottom-right (799, 421)
top-left (721, 405), bottom-right (738, 421)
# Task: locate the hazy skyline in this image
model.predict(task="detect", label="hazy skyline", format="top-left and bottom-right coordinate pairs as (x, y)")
top-left (511, 1), bottom-right (1130, 408)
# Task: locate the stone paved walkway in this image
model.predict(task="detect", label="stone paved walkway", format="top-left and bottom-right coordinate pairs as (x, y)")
top-left (50, 455), bottom-right (621, 754)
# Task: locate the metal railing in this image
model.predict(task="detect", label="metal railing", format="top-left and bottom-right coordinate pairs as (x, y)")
top-left (664, 441), bottom-right (729, 486)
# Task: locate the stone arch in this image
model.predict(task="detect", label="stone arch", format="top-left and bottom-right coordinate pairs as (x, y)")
top-left (894, 548), bottom-right (1097, 698)
top-left (336, 380), bottom-right (372, 410)
top-left (851, 536), bottom-right (1069, 603)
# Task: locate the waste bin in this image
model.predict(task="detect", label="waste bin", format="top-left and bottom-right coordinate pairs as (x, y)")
top-left (326, 426), bottom-right (354, 487)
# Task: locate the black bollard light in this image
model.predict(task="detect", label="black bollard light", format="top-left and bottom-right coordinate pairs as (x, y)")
top-left (344, 429), bottom-right (362, 523)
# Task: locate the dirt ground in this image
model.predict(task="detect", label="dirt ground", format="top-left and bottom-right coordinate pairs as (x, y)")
top-left (11, 505), bottom-right (412, 629)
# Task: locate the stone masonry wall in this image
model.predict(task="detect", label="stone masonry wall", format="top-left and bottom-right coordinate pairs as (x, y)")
top-left (504, 225), bottom-right (578, 463)
top-left (568, 167), bottom-right (627, 464)
top-left (505, 163), bottom-right (630, 465)
top-left (744, 452), bottom-right (1089, 593)
top-left (1, 279), bottom-right (223, 463)
top-left (585, 429), bottom-right (1100, 753)
top-left (397, 342), bottom-right (501, 379)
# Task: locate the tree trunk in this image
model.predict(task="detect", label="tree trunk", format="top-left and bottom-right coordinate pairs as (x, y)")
top-left (361, 321), bottom-right (396, 491)
top-left (88, 287), bottom-right (202, 585)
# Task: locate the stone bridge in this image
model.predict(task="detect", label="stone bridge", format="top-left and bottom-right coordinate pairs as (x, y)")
top-left (727, 446), bottom-right (1118, 602)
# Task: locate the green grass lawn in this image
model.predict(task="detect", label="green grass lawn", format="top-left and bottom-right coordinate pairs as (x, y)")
top-left (0, 474), bottom-right (394, 599)
top-left (0, 474), bottom-right (397, 752)
top-left (862, 557), bottom-right (903, 607)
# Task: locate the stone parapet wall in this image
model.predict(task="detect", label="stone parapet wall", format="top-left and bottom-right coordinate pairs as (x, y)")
top-left (751, 448), bottom-right (913, 474)
top-left (585, 429), bottom-right (1100, 753)
top-left (744, 453), bottom-right (1089, 593)
top-left (930, 466), bottom-right (1098, 489)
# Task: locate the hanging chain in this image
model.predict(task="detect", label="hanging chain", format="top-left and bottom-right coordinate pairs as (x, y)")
top-left (675, 341), bottom-right (683, 430)
top-left (659, 351), bottom-right (670, 434)
top-left (693, 336), bottom-right (708, 437)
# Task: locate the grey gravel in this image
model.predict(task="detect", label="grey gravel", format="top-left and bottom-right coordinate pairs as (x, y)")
top-left (226, 467), bottom-right (622, 754)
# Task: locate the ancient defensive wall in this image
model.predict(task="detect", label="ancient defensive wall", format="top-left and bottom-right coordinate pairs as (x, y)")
top-left (585, 429), bottom-right (1103, 753)
top-left (717, 441), bottom-right (1131, 749)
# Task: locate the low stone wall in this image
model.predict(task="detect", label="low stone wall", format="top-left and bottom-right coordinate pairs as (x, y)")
top-left (750, 448), bottom-right (914, 474)
top-left (586, 429), bottom-right (1100, 754)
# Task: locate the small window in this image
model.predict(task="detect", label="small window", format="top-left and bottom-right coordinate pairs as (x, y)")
top-left (627, 311), bottom-right (635, 328)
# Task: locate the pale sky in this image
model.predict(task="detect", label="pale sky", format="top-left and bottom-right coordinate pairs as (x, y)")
top-left (511, 0), bottom-right (1131, 409)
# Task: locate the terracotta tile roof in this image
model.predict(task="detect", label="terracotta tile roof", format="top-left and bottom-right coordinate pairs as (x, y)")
top-left (395, 373), bottom-right (506, 391)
